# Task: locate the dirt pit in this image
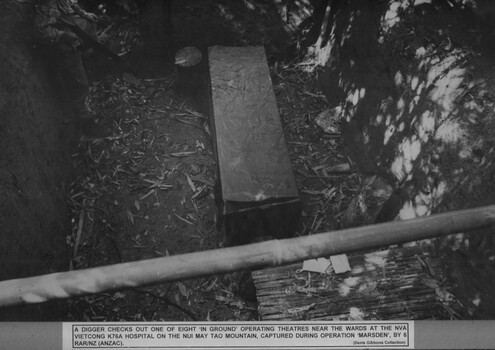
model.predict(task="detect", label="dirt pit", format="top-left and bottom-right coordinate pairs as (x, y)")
top-left (59, 0), bottom-right (359, 322)
top-left (64, 55), bottom-right (355, 322)
top-left (7, 0), bottom-right (494, 321)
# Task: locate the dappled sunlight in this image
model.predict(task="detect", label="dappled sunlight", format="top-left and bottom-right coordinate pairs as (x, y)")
top-left (389, 136), bottom-right (422, 182)
top-left (416, 110), bottom-right (435, 142)
top-left (427, 58), bottom-right (467, 112)
top-left (321, 0), bottom-right (495, 230)
top-left (241, 0), bottom-right (256, 11)
top-left (383, 124), bottom-right (395, 146)
top-left (338, 276), bottom-right (360, 297)
top-left (307, 39), bottom-right (332, 68)
top-left (346, 25), bottom-right (487, 220)
top-left (344, 87), bottom-right (366, 114)
top-left (272, 0), bottom-right (313, 30)
top-left (304, 5), bottom-right (335, 69)
top-left (341, 13), bottom-right (356, 48)
top-left (349, 307), bottom-right (365, 320)
top-left (254, 245), bottom-right (462, 320)
top-left (394, 70), bottom-right (404, 87)
top-left (343, 276), bottom-right (360, 287)
top-left (398, 178), bottom-right (446, 219)
top-left (398, 200), bottom-right (416, 219)
top-left (351, 265), bottom-right (365, 274)
top-left (403, 137), bottom-right (421, 162)
top-left (327, 85), bottom-right (368, 123)
top-left (431, 179), bottom-right (447, 203)
top-left (338, 284), bottom-right (351, 297)
top-left (402, 191), bottom-right (433, 219)
top-left (364, 250), bottom-right (387, 269)
top-left (380, 0), bottom-right (433, 40)
top-left (286, 0), bottom-right (495, 319)
top-left (440, 233), bottom-right (468, 251)
top-left (381, 1), bottom-right (407, 34)
top-left (435, 118), bottom-right (465, 143)
top-left (217, 4), bottom-right (235, 22)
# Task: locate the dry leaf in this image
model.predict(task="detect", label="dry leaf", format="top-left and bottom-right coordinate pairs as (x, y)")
top-left (139, 189), bottom-right (155, 201)
top-left (170, 151), bottom-right (196, 158)
top-left (177, 282), bottom-right (189, 298)
top-left (301, 189), bottom-right (324, 196)
top-left (326, 163), bottom-right (351, 173)
top-left (186, 175), bottom-right (196, 192)
top-left (126, 209), bottom-right (134, 224)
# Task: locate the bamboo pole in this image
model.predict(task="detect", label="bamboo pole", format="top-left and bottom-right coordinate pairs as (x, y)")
top-left (1, 205), bottom-right (495, 308)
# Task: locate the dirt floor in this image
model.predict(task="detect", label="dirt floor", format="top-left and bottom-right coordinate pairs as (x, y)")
top-left (63, 60), bottom-right (356, 321)
top-left (61, 1), bottom-right (356, 322)
top-left (56, 0), bottom-right (495, 321)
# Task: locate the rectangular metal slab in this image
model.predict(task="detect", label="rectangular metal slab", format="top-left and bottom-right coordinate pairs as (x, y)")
top-left (208, 46), bottom-right (301, 244)
top-left (209, 46), bottom-right (299, 202)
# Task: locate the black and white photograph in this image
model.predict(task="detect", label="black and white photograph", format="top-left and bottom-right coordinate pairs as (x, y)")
top-left (1, 0), bottom-right (495, 348)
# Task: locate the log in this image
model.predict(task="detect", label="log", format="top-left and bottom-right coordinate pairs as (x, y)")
top-left (253, 245), bottom-right (458, 320)
top-left (0, 205), bottom-right (494, 307)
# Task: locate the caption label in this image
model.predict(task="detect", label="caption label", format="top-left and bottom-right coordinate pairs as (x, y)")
top-left (63, 322), bottom-right (413, 349)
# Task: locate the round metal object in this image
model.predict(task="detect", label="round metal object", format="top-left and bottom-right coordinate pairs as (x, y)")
top-left (175, 46), bottom-right (202, 67)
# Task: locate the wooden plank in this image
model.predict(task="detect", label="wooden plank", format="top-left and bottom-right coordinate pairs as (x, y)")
top-left (208, 46), bottom-right (301, 244)
top-left (253, 245), bottom-right (461, 320)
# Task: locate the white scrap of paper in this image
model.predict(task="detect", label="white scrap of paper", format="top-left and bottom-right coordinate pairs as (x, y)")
top-left (302, 258), bottom-right (331, 274)
top-left (330, 254), bottom-right (351, 274)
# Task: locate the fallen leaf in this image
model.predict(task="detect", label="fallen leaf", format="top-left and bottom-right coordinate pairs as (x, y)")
top-left (177, 282), bottom-right (189, 298)
top-left (174, 213), bottom-right (194, 225)
top-left (301, 189), bottom-right (324, 196)
top-left (323, 187), bottom-right (336, 198)
top-left (185, 109), bottom-right (207, 119)
top-left (114, 292), bottom-right (126, 299)
top-left (326, 163), bottom-right (351, 173)
top-left (191, 185), bottom-right (206, 199)
top-left (143, 179), bottom-right (173, 190)
top-left (169, 151), bottom-right (196, 158)
top-left (139, 189), bottom-right (155, 201)
top-left (186, 175), bottom-right (196, 192)
top-left (126, 209), bottom-right (134, 224)
top-left (435, 287), bottom-right (455, 302)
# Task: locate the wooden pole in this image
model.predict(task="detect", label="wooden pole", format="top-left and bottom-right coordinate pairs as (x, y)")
top-left (1, 205), bottom-right (495, 307)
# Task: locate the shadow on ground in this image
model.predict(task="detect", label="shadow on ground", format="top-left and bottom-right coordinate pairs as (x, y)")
top-left (315, 0), bottom-right (495, 318)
